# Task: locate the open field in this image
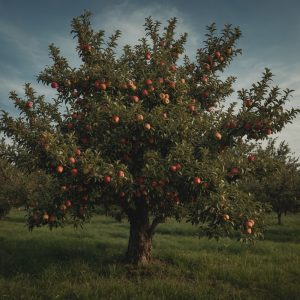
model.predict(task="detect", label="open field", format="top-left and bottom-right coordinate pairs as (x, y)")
top-left (0, 210), bottom-right (300, 300)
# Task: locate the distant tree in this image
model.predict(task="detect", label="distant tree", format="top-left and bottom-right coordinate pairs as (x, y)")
top-left (0, 11), bottom-right (299, 264)
top-left (244, 140), bottom-right (300, 225)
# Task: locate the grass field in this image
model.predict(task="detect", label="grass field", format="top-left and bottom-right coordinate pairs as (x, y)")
top-left (0, 210), bottom-right (300, 300)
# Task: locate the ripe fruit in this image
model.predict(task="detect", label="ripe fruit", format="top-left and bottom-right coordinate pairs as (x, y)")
top-left (245, 228), bottom-right (252, 234)
top-left (223, 214), bottom-right (230, 221)
top-left (69, 157), bottom-right (76, 164)
top-left (265, 128), bottom-right (272, 135)
top-left (142, 89), bottom-right (149, 96)
top-left (136, 114), bottom-right (144, 121)
top-left (169, 165), bottom-right (177, 172)
top-left (231, 167), bottom-right (238, 174)
top-left (214, 132), bottom-right (222, 140)
top-left (43, 213), bottom-right (49, 221)
top-left (169, 81), bottom-right (176, 89)
top-left (145, 79), bottom-right (152, 85)
top-left (75, 148), bottom-right (81, 156)
top-left (119, 191), bottom-right (125, 198)
top-left (188, 104), bottom-right (196, 112)
top-left (99, 83), bottom-right (107, 90)
top-left (60, 204), bottom-right (67, 211)
top-left (67, 123), bottom-right (74, 129)
top-left (202, 75), bottom-right (208, 83)
top-left (158, 77), bottom-right (164, 84)
top-left (112, 115), bottom-right (120, 123)
top-left (204, 63), bottom-right (211, 71)
top-left (246, 219), bottom-right (255, 228)
top-left (132, 95), bottom-right (139, 103)
top-left (51, 82), bottom-right (58, 89)
top-left (145, 52), bottom-right (151, 60)
top-left (169, 65), bottom-right (176, 71)
top-left (104, 175), bottom-right (111, 184)
top-left (244, 99), bottom-right (253, 107)
top-left (65, 200), bottom-right (72, 207)
top-left (247, 154), bottom-right (255, 162)
top-left (94, 80), bottom-right (100, 89)
top-left (26, 101), bottom-right (33, 108)
top-left (71, 168), bottom-right (78, 176)
top-left (202, 91), bottom-right (209, 98)
top-left (226, 47), bottom-right (232, 55)
top-left (214, 51), bottom-right (221, 59)
top-left (117, 170), bottom-right (125, 178)
top-left (57, 166), bottom-right (64, 173)
top-left (144, 123), bottom-right (151, 130)
top-left (193, 177), bottom-right (202, 184)
top-left (175, 163), bottom-right (182, 170)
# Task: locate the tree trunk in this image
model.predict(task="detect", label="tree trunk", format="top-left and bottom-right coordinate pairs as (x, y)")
top-left (125, 217), bottom-right (153, 265)
top-left (277, 212), bottom-right (282, 225)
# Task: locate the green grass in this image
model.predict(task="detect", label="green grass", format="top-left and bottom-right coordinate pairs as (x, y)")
top-left (0, 210), bottom-right (300, 300)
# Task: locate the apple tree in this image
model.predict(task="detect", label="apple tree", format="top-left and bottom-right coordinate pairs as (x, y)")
top-left (0, 11), bottom-right (299, 264)
top-left (243, 140), bottom-right (300, 225)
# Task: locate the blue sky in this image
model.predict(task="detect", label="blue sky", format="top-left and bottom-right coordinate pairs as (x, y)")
top-left (1, 0), bottom-right (300, 156)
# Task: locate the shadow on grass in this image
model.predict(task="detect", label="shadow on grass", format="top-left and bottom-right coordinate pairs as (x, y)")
top-left (0, 237), bottom-right (126, 279)
top-left (264, 227), bottom-right (300, 243)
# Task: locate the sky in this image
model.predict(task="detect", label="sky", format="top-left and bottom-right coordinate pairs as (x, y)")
top-left (0, 0), bottom-right (300, 157)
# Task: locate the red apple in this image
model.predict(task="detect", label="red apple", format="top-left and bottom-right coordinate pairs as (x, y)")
top-left (144, 123), bottom-right (151, 130)
top-left (67, 123), bottom-right (74, 129)
top-left (51, 82), bottom-right (58, 89)
top-left (244, 99), bottom-right (253, 107)
top-left (265, 128), bottom-right (272, 135)
top-left (71, 168), bottom-right (78, 176)
top-left (100, 83), bottom-right (107, 90)
top-left (231, 167), bottom-right (238, 174)
top-left (158, 77), bottom-right (164, 84)
top-left (169, 165), bottom-right (177, 172)
top-left (112, 115), bottom-right (120, 123)
top-left (75, 148), bottom-right (81, 156)
top-left (145, 52), bottom-right (151, 60)
top-left (202, 91), bottom-right (209, 98)
top-left (145, 79), bottom-right (152, 85)
top-left (214, 51), bottom-right (221, 59)
top-left (223, 214), bottom-right (230, 221)
top-left (104, 175), bottom-right (111, 184)
top-left (169, 65), bottom-right (177, 71)
top-left (94, 80), bottom-right (100, 89)
top-left (69, 157), bottom-right (76, 164)
top-left (142, 89), bottom-right (149, 96)
top-left (136, 114), bottom-right (144, 121)
top-left (193, 177), bottom-right (202, 184)
top-left (43, 213), bottom-right (49, 221)
top-left (244, 228), bottom-right (252, 234)
top-left (202, 75), bottom-right (208, 84)
top-left (65, 200), bottom-right (72, 207)
top-left (204, 63), bottom-right (211, 71)
top-left (132, 95), bottom-right (139, 103)
top-left (26, 101), bottom-right (33, 108)
top-left (214, 131), bottom-right (222, 140)
top-left (117, 170), bottom-right (125, 178)
top-left (169, 81), bottom-right (176, 89)
top-left (247, 154), bottom-right (255, 162)
top-left (246, 219), bottom-right (255, 228)
top-left (57, 165), bottom-right (64, 173)
top-left (175, 163), bottom-right (182, 170)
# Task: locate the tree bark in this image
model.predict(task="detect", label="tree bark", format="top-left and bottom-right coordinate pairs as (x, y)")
top-left (277, 212), bottom-right (282, 225)
top-left (126, 217), bottom-right (153, 265)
